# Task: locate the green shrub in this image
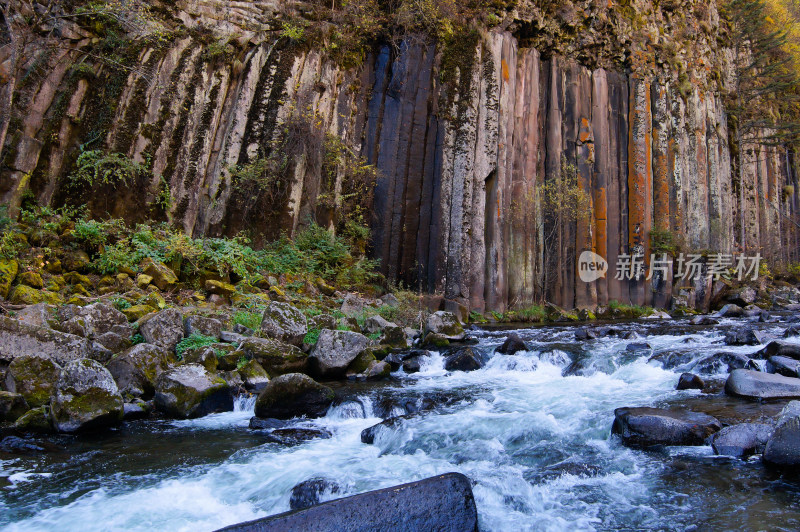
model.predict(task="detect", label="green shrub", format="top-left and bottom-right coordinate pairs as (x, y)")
top-left (303, 328), bottom-right (321, 345)
top-left (175, 333), bottom-right (218, 360)
top-left (233, 310), bottom-right (262, 331)
top-left (68, 150), bottom-right (151, 189)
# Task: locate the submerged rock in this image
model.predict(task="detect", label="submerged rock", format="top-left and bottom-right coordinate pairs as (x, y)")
top-left (263, 427), bottom-right (332, 445)
top-left (290, 478), bottom-right (342, 510)
top-left (612, 407), bottom-right (721, 447)
top-left (711, 423), bottom-right (773, 458)
top-left (154, 364), bottom-right (232, 418)
top-left (725, 369), bottom-right (800, 400)
top-left (50, 358), bottom-right (124, 433)
top-left (253, 373), bottom-right (334, 419)
top-left (676, 373), bottom-right (705, 390)
top-left (496, 333), bottom-right (527, 355)
top-left (260, 302), bottom-right (308, 346)
top-left (691, 352), bottom-right (751, 375)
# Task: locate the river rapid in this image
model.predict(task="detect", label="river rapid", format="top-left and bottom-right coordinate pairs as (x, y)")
top-left (3, 317), bottom-right (800, 531)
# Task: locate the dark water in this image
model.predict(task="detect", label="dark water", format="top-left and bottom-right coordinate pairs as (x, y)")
top-left (2, 317), bottom-right (800, 531)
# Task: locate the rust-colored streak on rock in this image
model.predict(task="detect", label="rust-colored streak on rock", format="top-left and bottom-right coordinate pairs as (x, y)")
top-left (627, 78), bottom-right (652, 306)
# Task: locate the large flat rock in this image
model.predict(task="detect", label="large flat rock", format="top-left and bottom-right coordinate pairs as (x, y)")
top-left (612, 407), bottom-right (721, 447)
top-left (216, 472), bottom-right (477, 532)
top-left (725, 369), bottom-right (800, 400)
top-left (0, 316), bottom-right (91, 366)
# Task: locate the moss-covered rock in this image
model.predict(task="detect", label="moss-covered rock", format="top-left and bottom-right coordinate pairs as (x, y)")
top-left (254, 373), bottom-right (334, 419)
top-left (122, 304), bottom-right (156, 321)
top-left (4, 355), bottom-right (63, 408)
top-left (205, 279), bottom-right (236, 296)
top-left (424, 311), bottom-right (464, 340)
top-left (154, 363), bottom-right (232, 418)
top-left (62, 303), bottom-right (129, 339)
top-left (138, 308), bottom-right (184, 350)
top-left (237, 337), bottom-right (308, 376)
top-left (9, 285), bottom-right (62, 305)
top-left (18, 270), bottom-right (43, 289)
top-left (136, 274), bottom-right (153, 288)
top-left (346, 350), bottom-right (377, 376)
top-left (142, 258), bottom-right (178, 291)
top-left (0, 391), bottom-right (29, 421)
top-left (309, 329), bottom-right (371, 379)
top-left (63, 271), bottom-right (92, 286)
top-left (50, 358), bottom-right (124, 433)
top-left (0, 259), bottom-right (18, 299)
top-left (183, 345), bottom-right (219, 373)
top-left (421, 332), bottom-right (450, 348)
top-left (0, 315), bottom-right (91, 365)
top-left (260, 302), bottom-right (308, 346)
top-left (238, 359), bottom-right (270, 392)
top-left (363, 360), bottom-right (391, 380)
top-left (106, 343), bottom-right (176, 399)
top-left (45, 275), bottom-right (65, 292)
top-left (14, 406), bottom-right (53, 433)
top-left (63, 250), bottom-right (91, 272)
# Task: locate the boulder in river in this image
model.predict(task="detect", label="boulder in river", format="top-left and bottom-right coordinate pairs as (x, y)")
top-left (361, 415), bottom-right (412, 444)
top-left (763, 402), bottom-right (800, 467)
top-left (711, 423), bottom-right (773, 458)
top-left (253, 373), bottom-right (334, 419)
top-left (766, 356), bottom-right (800, 378)
top-left (106, 343), bottom-right (175, 400)
top-left (676, 373), bottom-right (705, 390)
top-left (757, 340), bottom-right (800, 360)
top-left (138, 308), bottom-right (185, 351)
top-left (612, 407), bottom-right (721, 447)
top-left (237, 337), bottom-right (308, 376)
top-left (217, 473), bottom-right (478, 532)
top-left (308, 329), bottom-right (370, 379)
top-left (691, 316), bottom-right (720, 326)
top-left (497, 333), bottom-right (527, 355)
top-left (290, 478), bottom-right (342, 510)
top-left (715, 304), bottom-right (744, 318)
top-left (238, 359), bottom-right (270, 392)
top-left (50, 358), bottom-right (124, 433)
top-left (260, 302), bottom-right (308, 346)
top-left (424, 311), bottom-right (465, 340)
top-left (691, 352), bottom-right (751, 375)
top-left (724, 328), bottom-right (770, 346)
top-left (154, 364), bottom-right (232, 418)
top-left (444, 346), bottom-right (486, 372)
top-left (0, 391), bottom-right (29, 422)
top-left (725, 369), bottom-right (800, 400)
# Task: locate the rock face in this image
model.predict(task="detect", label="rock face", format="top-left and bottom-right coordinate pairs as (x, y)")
top-left (154, 364), bottom-right (232, 418)
top-left (253, 373), bottom-right (334, 420)
top-left (50, 358), bottom-right (124, 433)
top-left (308, 330), bottom-right (370, 379)
top-left (218, 473), bottom-right (478, 532)
top-left (0, 316), bottom-right (91, 366)
top-left (612, 407), bottom-right (721, 447)
top-left (139, 308), bottom-right (185, 351)
top-left (4, 354), bottom-right (62, 407)
top-left (260, 303), bottom-right (308, 346)
top-left (725, 369), bottom-right (800, 400)
top-left (763, 402), bottom-right (800, 467)
top-left (711, 423), bottom-right (773, 458)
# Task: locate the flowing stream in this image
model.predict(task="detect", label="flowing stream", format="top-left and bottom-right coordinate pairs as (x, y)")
top-left (3, 318), bottom-right (800, 531)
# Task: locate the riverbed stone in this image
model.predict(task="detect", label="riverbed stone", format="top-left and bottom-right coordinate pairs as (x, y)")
top-left (725, 369), bottom-right (800, 400)
top-left (237, 337), bottom-right (308, 376)
top-left (715, 304), bottom-right (744, 318)
top-left (691, 352), bottom-right (751, 374)
top-left (309, 329), bottom-right (370, 379)
top-left (711, 423), bottom-right (773, 458)
top-left (424, 311), bottom-right (464, 340)
top-left (107, 343), bottom-right (175, 399)
top-left (253, 373), bottom-right (334, 419)
top-left (290, 478), bottom-right (342, 510)
top-left (154, 364), bottom-right (232, 418)
top-left (260, 302), bottom-right (308, 346)
top-left (50, 358), bottom-right (124, 433)
top-left (14, 406), bottom-right (53, 433)
top-left (138, 308), bottom-right (184, 351)
top-left (766, 356), bottom-right (800, 378)
top-left (724, 327), bottom-right (770, 346)
top-left (0, 391), bottom-right (29, 421)
top-left (444, 346), bottom-right (486, 372)
top-left (497, 333), bottom-right (527, 355)
top-left (612, 407), bottom-right (721, 447)
top-left (238, 359), bottom-right (270, 392)
top-left (4, 355), bottom-right (62, 407)
top-left (757, 340), bottom-right (800, 360)
top-left (764, 402), bottom-right (800, 467)
top-left (676, 373), bottom-right (705, 390)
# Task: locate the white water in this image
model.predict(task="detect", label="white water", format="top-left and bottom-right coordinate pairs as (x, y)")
top-left (2, 319), bottom-right (799, 531)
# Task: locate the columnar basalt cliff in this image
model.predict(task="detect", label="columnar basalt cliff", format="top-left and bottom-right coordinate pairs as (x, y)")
top-left (1, 0), bottom-right (798, 313)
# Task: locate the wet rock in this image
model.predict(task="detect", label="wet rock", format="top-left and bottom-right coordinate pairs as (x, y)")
top-left (574, 328), bottom-right (597, 341)
top-left (0, 436), bottom-right (59, 454)
top-left (260, 302), bottom-right (308, 346)
top-left (154, 364), bottom-right (232, 418)
top-left (497, 333), bottom-right (527, 355)
top-left (107, 343), bottom-right (175, 400)
top-left (785, 325), bottom-right (800, 338)
top-left (4, 355), bottom-right (62, 408)
top-left (253, 373), bottom-right (334, 420)
top-left (764, 402), bottom-right (800, 467)
top-left (612, 407), bottom-right (721, 447)
top-left (263, 427), bottom-right (332, 445)
top-left (444, 346), bottom-right (485, 372)
top-left (715, 304), bottom-right (744, 318)
top-left (14, 406), bottom-right (53, 433)
top-left (238, 359), bottom-right (270, 392)
top-left (218, 473), bottom-right (477, 532)
top-left (626, 342), bottom-right (652, 353)
top-left (308, 329), bottom-right (370, 379)
top-left (648, 350), bottom-right (696, 370)
top-left (421, 332), bottom-right (450, 348)
top-left (757, 340), bottom-right (800, 360)
top-left (724, 328), bottom-right (770, 346)
top-left (676, 373), bottom-right (705, 390)
top-left (248, 417), bottom-right (287, 430)
top-left (142, 258), bottom-right (178, 291)
top-left (766, 356), bottom-right (800, 378)
top-left (692, 352), bottom-right (751, 374)
top-left (290, 478), bottom-right (342, 510)
top-left (123, 400), bottom-right (151, 421)
top-left (184, 316), bottom-right (223, 339)
top-left (237, 337), bottom-right (308, 376)
top-left (725, 369), bottom-right (800, 400)
top-left (50, 358), bottom-right (124, 433)
top-left (711, 423), bottom-right (773, 458)
top-left (138, 308), bottom-right (184, 351)
top-left (363, 360), bottom-right (391, 380)
top-left (424, 311), bottom-right (465, 340)
top-left (402, 356), bottom-right (423, 373)
top-left (525, 463), bottom-right (603, 484)
top-left (691, 316), bottom-right (720, 326)
top-left (361, 415), bottom-right (412, 444)
top-left (0, 316), bottom-right (91, 366)
top-left (0, 391), bottom-right (29, 421)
